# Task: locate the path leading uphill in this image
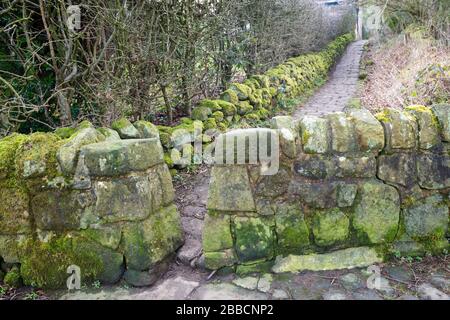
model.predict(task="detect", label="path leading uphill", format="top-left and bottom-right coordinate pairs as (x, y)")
top-left (292, 40), bottom-right (367, 118)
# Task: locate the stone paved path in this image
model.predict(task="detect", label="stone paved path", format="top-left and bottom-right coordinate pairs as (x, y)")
top-left (292, 40), bottom-right (367, 119)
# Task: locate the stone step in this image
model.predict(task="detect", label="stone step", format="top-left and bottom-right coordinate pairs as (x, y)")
top-left (272, 247), bottom-right (383, 273)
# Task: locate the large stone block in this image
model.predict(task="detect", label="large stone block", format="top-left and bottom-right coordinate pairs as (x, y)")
top-left (431, 104), bottom-right (450, 142)
top-left (272, 247), bottom-right (383, 273)
top-left (207, 166), bottom-right (255, 212)
top-left (81, 139), bottom-right (164, 176)
top-left (234, 217), bottom-right (274, 262)
top-left (377, 153), bottom-right (416, 187)
top-left (0, 188), bottom-right (31, 235)
top-left (275, 205), bottom-right (309, 254)
top-left (153, 164), bottom-right (175, 206)
top-left (298, 116), bottom-right (329, 154)
top-left (121, 205), bottom-right (183, 271)
top-left (203, 215), bottom-right (233, 252)
top-left (133, 120), bottom-right (159, 139)
top-left (417, 153), bottom-right (450, 189)
top-left (57, 128), bottom-right (105, 175)
top-left (312, 208), bottom-right (350, 247)
top-left (404, 195), bottom-right (448, 238)
top-left (352, 181), bottom-right (400, 244)
top-left (406, 106), bottom-right (441, 150)
top-left (327, 112), bottom-right (357, 153)
top-left (289, 181), bottom-right (357, 209)
top-left (376, 109), bottom-right (417, 150)
top-left (32, 190), bottom-right (95, 231)
top-left (294, 154), bottom-right (376, 179)
top-left (348, 109), bottom-right (384, 152)
top-left (93, 173), bottom-right (162, 223)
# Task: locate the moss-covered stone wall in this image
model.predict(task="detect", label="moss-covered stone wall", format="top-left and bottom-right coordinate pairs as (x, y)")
top-left (203, 104), bottom-right (450, 273)
top-left (160, 33), bottom-right (355, 173)
top-left (0, 120), bottom-right (183, 288)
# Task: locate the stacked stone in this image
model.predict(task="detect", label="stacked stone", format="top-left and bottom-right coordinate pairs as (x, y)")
top-left (203, 105), bottom-right (450, 272)
top-left (0, 119), bottom-right (183, 288)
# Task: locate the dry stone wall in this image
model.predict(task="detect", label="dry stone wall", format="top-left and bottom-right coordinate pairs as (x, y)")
top-left (0, 121), bottom-right (183, 288)
top-left (203, 104), bottom-right (450, 273)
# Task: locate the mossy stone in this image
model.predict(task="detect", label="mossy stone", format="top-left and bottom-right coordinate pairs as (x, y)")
top-left (431, 103), bottom-right (450, 142)
top-left (192, 106), bottom-right (212, 121)
top-left (0, 134), bottom-right (28, 181)
top-left (234, 217), bottom-right (274, 263)
top-left (236, 101), bottom-right (253, 116)
top-left (120, 205), bottom-right (183, 271)
top-left (0, 188), bottom-right (30, 235)
top-left (405, 105), bottom-right (441, 150)
top-left (327, 112), bottom-right (357, 153)
top-left (352, 181), bottom-right (400, 244)
top-left (404, 195), bottom-right (448, 238)
top-left (312, 208), bottom-right (350, 247)
top-left (275, 205), bottom-right (309, 254)
top-left (111, 118), bottom-right (141, 139)
top-left (203, 214), bottom-right (233, 252)
top-left (134, 120), bottom-right (159, 139)
top-left (204, 249), bottom-right (237, 270)
top-left (298, 116), bottom-right (329, 154)
top-left (220, 90), bottom-right (239, 105)
top-left (347, 109), bottom-right (384, 152)
top-left (217, 101), bottom-right (237, 116)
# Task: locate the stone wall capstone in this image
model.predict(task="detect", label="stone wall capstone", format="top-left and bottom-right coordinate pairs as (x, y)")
top-left (203, 104), bottom-right (450, 274)
top-left (0, 121), bottom-right (183, 288)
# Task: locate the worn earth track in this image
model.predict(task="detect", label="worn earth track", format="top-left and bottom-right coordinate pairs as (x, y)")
top-left (56, 41), bottom-right (449, 300)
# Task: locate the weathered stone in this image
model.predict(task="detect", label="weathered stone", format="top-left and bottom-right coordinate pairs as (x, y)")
top-left (111, 118), bottom-right (141, 139)
top-left (93, 173), bottom-right (161, 223)
top-left (327, 112), bottom-right (357, 153)
top-left (289, 181), bottom-right (357, 209)
top-left (348, 108), bottom-right (384, 152)
top-left (312, 208), bottom-right (349, 246)
top-left (254, 167), bottom-right (290, 198)
top-left (232, 276), bottom-right (259, 290)
top-left (376, 109), bottom-right (417, 150)
top-left (177, 239), bottom-right (202, 265)
top-left (272, 247), bottom-right (383, 273)
top-left (32, 190), bottom-right (95, 231)
top-left (235, 260), bottom-right (273, 276)
top-left (81, 139), bottom-right (164, 176)
top-left (203, 215), bottom-right (233, 252)
top-left (278, 128), bottom-right (297, 158)
top-left (190, 282), bottom-right (268, 300)
top-left (377, 153), bottom-right (416, 187)
top-left (333, 155), bottom-right (376, 178)
top-left (57, 128), bottom-right (105, 174)
top-left (417, 153), bottom-right (450, 189)
top-left (207, 166), bottom-right (255, 212)
top-left (294, 155), bottom-right (332, 179)
top-left (294, 154), bottom-right (376, 179)
top-left (298, 116), bottom-right (329, 154)
top-left (270, 116), bottom-right (297, 134)
top-left (121, 205), bottom-right (183, 271)
top-left (153, 164), bottom-right (175, 206)
top-left (275, 205), bottom-right (309, 253)
top-left (133, 120), bottom-right (159, 139)
top-left (234, 217), bottom-right (274, 262)
top-left (431, 103), bottom-right (450, 142)
top-left (204, 249), bottom-right (237, 270)
top-left (352, 181), bottom-right (400, 244)
top-left (406, 106), bottom-right (441, 149)
top-left (0, 188), bottom-right (31, 234)
top-left (323, 289), bottom-right (348, 300)
top-left (404, 195), bottom-right (448, 238)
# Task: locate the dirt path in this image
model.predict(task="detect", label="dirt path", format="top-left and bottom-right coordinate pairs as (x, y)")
top-left (292, 40), bottom-right (367, 119)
